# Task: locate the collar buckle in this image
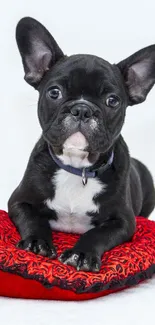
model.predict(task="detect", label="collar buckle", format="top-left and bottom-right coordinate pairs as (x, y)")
top-left (82, 168), bottom-right (87, 186)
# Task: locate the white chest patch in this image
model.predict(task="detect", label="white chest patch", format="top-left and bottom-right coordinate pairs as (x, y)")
top-left (45, 169), bottom-right (106, 234)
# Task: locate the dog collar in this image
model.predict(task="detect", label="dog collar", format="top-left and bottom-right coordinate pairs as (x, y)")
top-left (48, 144), bottom-right (114, 186)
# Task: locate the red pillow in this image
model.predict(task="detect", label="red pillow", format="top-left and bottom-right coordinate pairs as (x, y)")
top-left (0, 210), bottom-right (155, 301)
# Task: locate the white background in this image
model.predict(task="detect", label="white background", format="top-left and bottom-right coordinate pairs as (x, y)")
top-left (0, 0), bottom-right (155, 324)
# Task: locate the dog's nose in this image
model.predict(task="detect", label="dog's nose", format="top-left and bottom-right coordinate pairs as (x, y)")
top-left (70, 104), bottom-right (92, 121)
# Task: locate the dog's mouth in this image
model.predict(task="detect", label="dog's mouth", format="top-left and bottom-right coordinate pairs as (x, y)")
top-left (62, 132), bottom-right (89, 160)
top-left (63, 132), bottom-right (88, 151)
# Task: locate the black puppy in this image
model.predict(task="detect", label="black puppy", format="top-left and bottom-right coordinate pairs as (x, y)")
top-left (8, 17), bottom-right (155, 272)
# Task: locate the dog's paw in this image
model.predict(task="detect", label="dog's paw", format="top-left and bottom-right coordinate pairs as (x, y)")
top-left (17, 236), bottom-right (57, 258)
top-left (59, 249), bottom-right (101, 272)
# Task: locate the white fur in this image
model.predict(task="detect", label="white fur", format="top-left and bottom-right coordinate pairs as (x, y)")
top-left (45, 169), bottom-right (105, 234)
top-left (58, 132), bottom-right (92, 168)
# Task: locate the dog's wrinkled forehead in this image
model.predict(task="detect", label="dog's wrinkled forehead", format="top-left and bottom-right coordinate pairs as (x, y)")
top-left (41, 54), bottom-right (124, 96)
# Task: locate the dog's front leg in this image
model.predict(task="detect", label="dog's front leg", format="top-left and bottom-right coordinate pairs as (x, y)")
top-left (59, 211), bottom-right (135, 272)
top-left (8, 202), bottom-right (57, 258)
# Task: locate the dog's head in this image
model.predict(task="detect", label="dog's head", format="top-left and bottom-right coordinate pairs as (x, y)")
top-left (16, 17), bottom-right (155, 166)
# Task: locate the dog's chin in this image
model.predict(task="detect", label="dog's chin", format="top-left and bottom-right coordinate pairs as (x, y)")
top-left (63, 132), bottom-right (88, 151)
top-left (59, 132), bottom-right (92, 168)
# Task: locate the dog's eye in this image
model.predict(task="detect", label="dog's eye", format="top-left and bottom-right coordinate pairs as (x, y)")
top-left (106, 95), bottom-right (120, 108)
top-left (48, 87), bottom-right (62, 100)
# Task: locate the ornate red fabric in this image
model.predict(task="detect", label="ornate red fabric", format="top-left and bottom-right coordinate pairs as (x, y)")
top-left (0, 210), bottom-right (155, 301)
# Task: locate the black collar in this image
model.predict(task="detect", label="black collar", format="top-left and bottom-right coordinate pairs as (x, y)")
top-left (48, 144), bottom-right (114, 185)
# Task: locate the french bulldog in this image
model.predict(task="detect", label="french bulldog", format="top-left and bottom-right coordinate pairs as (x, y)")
top-left (8, 17), bottom-right (155, 272)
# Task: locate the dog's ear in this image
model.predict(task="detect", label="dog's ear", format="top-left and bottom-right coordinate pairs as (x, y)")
top-left (117, 45), bottom-right (155, 105)
top-left (16, 17), bottom-right (64, 87)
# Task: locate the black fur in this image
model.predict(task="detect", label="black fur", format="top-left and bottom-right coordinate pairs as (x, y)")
top-left (8, 17), bottom-right (155, 272)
